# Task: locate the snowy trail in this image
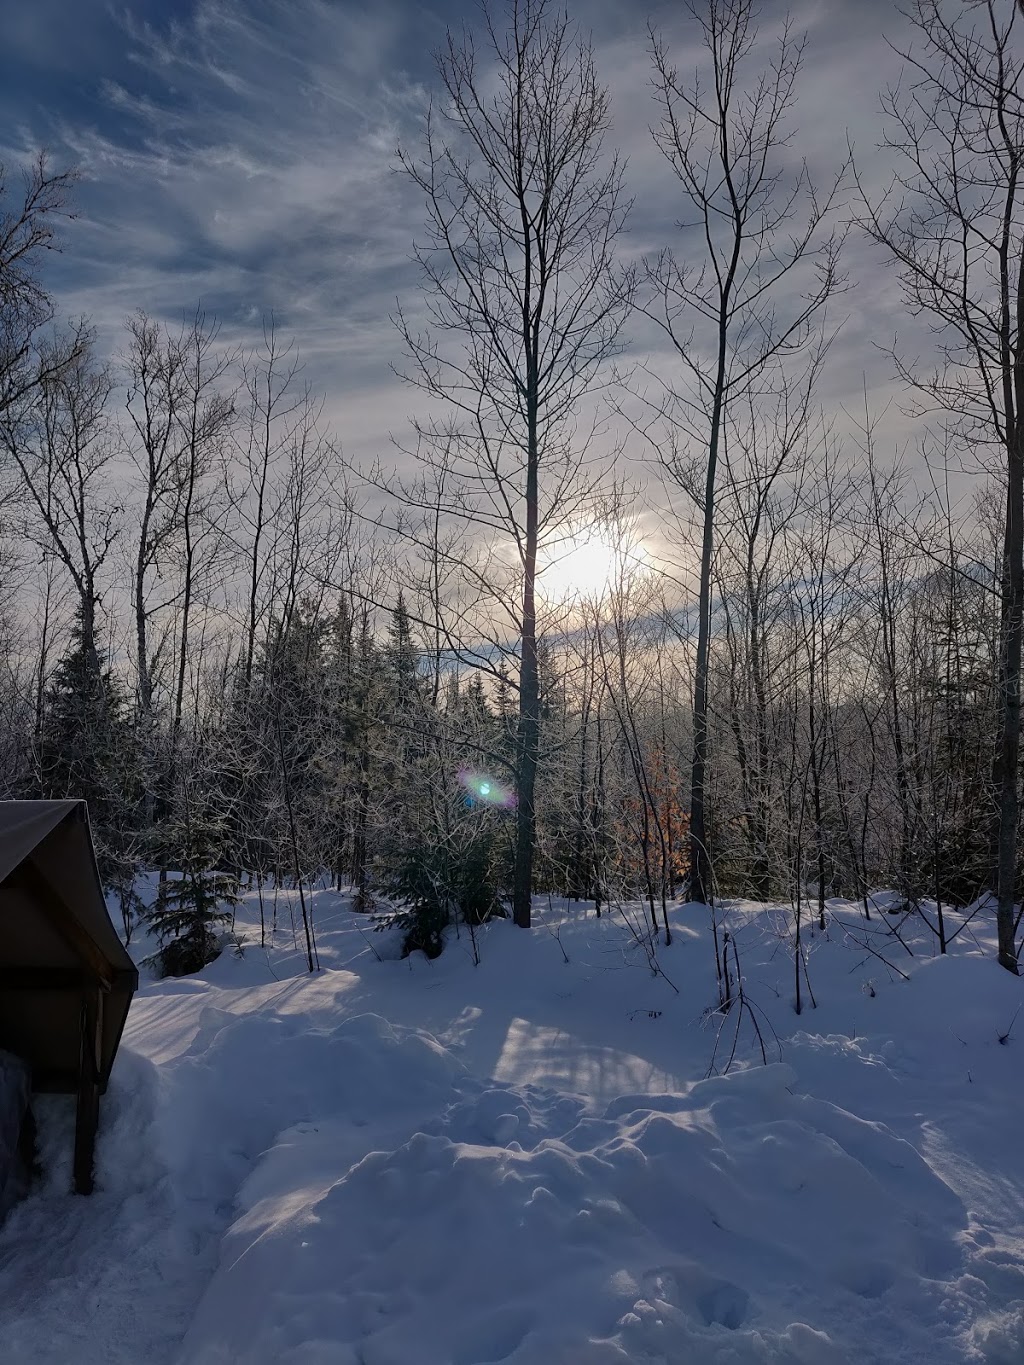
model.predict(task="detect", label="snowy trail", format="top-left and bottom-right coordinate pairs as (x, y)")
top-left (918, 1119), bottom-right (1024, 1361)
top-left (0, 1053), bottom-right (211, 1365)
top-left (0, 894), bottom-right (1022, 1364)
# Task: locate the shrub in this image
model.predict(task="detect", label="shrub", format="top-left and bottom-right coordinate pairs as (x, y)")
top-left (382, 832), bottom-right (504, 959)
top-left (144, 868), bottom-right (240, 978)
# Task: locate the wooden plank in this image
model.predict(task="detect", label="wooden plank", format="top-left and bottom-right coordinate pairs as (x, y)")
top-left (2, 861), bottom-right (113, 988)
top-left (29, 1068), bottom-right (81, 1094)
top-left (73, 987), bottom-right (102, 1195)
top-left (0, 967), bottom-right (100, 991)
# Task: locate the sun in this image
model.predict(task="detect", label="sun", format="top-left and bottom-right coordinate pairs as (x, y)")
top-left (538, 525), bottom-right (650, 604)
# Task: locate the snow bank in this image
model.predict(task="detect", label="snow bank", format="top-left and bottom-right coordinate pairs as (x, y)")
top-left (0, 1005), bottom-right (466, 1365)
top-left (159, 1007), bottom-right (465, 1205)
top-left (178, 1061), bottom-right (966, 1365)
top-left (3, 890), bottom-right (1023, 1365)
top-left (0, 1048), bottom-right (190, 1364)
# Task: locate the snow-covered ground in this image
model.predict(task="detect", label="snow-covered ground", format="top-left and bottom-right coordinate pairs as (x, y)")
top-left (1, 888), bottom-right (1023, 1364)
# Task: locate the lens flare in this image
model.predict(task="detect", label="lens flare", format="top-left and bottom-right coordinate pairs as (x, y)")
top-left (458, 767), bottom-right (516, 809)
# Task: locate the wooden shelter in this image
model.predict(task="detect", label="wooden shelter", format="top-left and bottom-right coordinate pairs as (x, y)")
top-left (0, 800), bottom-right (138, 1194)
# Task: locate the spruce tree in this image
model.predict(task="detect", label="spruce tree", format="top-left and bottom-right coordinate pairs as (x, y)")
top-left (37, 607), bottom-right (141, 899)
top-left (145, 795), bottom-right (239, 977)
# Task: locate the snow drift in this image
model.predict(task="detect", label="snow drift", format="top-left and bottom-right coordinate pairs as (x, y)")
top-left (0, 892), bottom-right (1022, 1365)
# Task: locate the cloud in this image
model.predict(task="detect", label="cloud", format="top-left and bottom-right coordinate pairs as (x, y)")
top-left (0, 0), bottom-right (954, 483)
top-left (1, 0), bottom-right (441, 459)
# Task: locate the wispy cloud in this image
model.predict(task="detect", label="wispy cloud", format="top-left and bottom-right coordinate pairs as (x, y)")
top-left (1, 0), bottom-right (945, 476)
top-left (2, 0), bottom-right (442, 459)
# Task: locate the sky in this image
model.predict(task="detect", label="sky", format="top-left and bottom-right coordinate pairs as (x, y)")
top-left (0, 0), bottom-right (935, 495)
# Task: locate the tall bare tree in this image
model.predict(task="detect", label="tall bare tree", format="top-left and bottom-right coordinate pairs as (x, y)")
top-left (856, 0), bottom-right (1024, 971)
top-left (2, 337), bottom-right (119, 674)
top-left (169, 313), bottom-right (235, 740)
top-left (124, 310), bottom-right (190, 717)
top-left (713, 360), bottom-right (825, 899)
top-left (395, 0), bottom-right (633, 927)
top-left (231, 322), bottom-right (321, 692)
top-left (0, 154), bottom-right (83, 423)
top-left (641, 0), bottom-right (845, 906)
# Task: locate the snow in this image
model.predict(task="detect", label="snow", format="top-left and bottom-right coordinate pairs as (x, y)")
top-left (1, 891), bottom-right (1023, 1363)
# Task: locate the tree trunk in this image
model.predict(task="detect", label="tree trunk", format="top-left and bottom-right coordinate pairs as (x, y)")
top-left (995, 431), bottom-right (1023, 972)
top-left (689, 377), bottom-right (727, 906)
top-left (513, 399), bottom-right (540, 930)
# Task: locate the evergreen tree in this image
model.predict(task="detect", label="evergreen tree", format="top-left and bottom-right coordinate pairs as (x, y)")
top-left (384, 593), bottom-right (421, 708)
top-left (145, 792), bottom-right (240, 977)
top-left (382, 785), bottom-right (505, 958)
top-left (37, 607), bottom-right (141, 897)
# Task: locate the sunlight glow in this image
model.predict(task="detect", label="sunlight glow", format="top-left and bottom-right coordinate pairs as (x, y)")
top-left (539, 525), bottom-right (651, 604)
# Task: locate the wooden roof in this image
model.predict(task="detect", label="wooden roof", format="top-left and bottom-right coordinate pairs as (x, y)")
top-left (0, 801), bottom-right (138, 1094)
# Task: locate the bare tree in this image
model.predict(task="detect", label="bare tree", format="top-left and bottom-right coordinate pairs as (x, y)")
top-left (2, 336), bottom-right (119, 673)
top-left (231, 322), bottom-right (326, 692)
top-left (713, 359), bottom-right (825, 900)
top-left (169, 313), bottom-right (235, 740)
top-left (856, 0), bottom-right (1024, 971)
top-left (640, 0), bottom-right (845, 906)
top-left (395, 0), bottom-right (633, 927)
top-left (0, 154), bottom-right (83, 423)
top-left (123, 311), bottom-right (190, 717)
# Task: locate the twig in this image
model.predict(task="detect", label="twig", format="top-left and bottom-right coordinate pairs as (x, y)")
top-left (830, 912), bottom-right (911, 982)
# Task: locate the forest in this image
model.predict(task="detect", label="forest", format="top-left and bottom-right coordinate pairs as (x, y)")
top-left (1, 0), bottom-right (1022, 979)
